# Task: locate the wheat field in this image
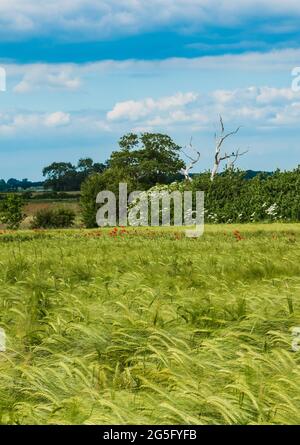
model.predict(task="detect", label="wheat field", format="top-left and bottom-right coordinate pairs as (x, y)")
top-left (0, 224), bottom-right (300, 424)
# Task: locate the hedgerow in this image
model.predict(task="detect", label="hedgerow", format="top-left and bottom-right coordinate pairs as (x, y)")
top-left (80, 167), bottom-right (300, 227)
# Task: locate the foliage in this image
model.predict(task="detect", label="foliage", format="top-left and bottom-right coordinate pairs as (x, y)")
top-left (128, 182), bottom-right (188, 226)
top-left (0, 194), bottom-right (25, 229)
top-left (80, 173), bottom-right (110, 229)
top-left (30, 208), bottom-right (76, 229)
top-left (0, 225), bottom-right (300, 424)
top-left (191, 167), bottom-right (300, 223)
top-left (106, 133), bottom-right (184, 190)
top-left (80, 166), bottom-right (300, 228)
top-left (80, 170), bottom-right (138, 228)
top-left (80, 133), bottom-right (185, 227)
top-left (43, 158), bottom-right (106, 191)
top-left (0, 179), bottom-right (7, 192)
top-left (0, 178), bottom-right (44, 192)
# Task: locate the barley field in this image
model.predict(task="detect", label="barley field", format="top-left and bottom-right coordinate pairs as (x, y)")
top-left (0, 224), bottom-right (300, 425)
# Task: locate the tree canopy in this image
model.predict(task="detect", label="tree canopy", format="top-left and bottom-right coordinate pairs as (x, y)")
top-left (106, 133), bottom-right (184, 190)
top-left (42, 158), bottom-right (106, 191)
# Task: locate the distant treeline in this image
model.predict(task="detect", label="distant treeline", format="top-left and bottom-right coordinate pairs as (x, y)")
top-left (0, 178), bottom-right (44, 192)
top-left (42, 158), bottom-right (106, 191)
top-left (0, 158), bottom-right (106, 192)
top-left (0, 169), bottom-right (274, 193)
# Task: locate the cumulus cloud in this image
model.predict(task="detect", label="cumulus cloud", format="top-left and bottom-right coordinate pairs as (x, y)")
top-left (44, 111), bottom-right (71, 127)
top-left (0, 108), bottom-right (113, 138)
top-left (106, 85), bottom-right (300, 131)
top-left (12, 64), bottom-right (81, 93)
top-left (256, 87), bottom-right (298, 104)
top-left (1, 47), bottom-right (300, 153)
top-left (107, 92), bottom-right (198, 121)
top-left (213, 86), bottom-right (300, 106)
top-left (0, 111), bottom-right (71, 134)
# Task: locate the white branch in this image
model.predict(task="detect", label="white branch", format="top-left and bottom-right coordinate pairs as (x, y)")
top-left (226, 148), bottom-right (249, 169)
top-left (180, 137), bottom-right (201, 181)
top-left (211, 116), bottom-right (245, 181)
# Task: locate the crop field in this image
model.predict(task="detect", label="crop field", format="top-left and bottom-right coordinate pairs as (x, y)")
top-left (0, 224), bottom-right (300, 425)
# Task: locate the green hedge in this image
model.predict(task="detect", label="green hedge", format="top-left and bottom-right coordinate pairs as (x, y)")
top-left (191, 167), bottom-right (300, 223)
top-left (80, 167), bottom-right (300, 227)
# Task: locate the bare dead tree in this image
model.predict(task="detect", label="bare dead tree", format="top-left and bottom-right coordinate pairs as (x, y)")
top-left (211, 116), bottom-right (247, 181)
top-left (180, 137), bottom-right (201, 182)
top-left (226, 147), bottom-right (249, 170)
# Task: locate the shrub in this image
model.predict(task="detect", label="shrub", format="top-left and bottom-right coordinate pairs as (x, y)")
top-left (80, 171), bottom-right (137, 228)
top-left (31, 208), bottom-right (76, 229)
top-left (0, 194), bottom-right (25, 229)
top-left (80, 174), bottom-right (106, 228)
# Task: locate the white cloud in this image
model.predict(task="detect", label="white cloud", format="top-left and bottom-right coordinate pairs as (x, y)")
top-left (106, 85), bottom-right (300, 131)
top-left (107, 92), bottom-right (198, 121)
top-left (12, 64), bottom-right (81, 93)
top-left (212, 87), bottom-right (259, 104)
top-left (0, 111), bottom-right (71, 135)
top-left (1, 1), bottom-right (300, 40)
top-left (4, 48), bottom-right (300, 95)
top-left (0, 110), bottom-right (110, 137)
top-left (256, 87), bottom-right (299, 104)
top-left (271, 102), bottom-right (300, 125)
top-left (1, 81), bottom-right (300, 140)
top-left (44, 111), bottom-right (71, 127)
top-left (213, 86), bottom-right (300, 106)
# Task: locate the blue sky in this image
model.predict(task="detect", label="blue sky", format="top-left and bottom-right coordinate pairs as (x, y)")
top-left (0, 0), bottom-right (300, 180)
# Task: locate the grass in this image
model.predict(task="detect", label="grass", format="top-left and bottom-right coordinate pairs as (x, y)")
top-left (0, 223), bottom-right (300, 425)
top-left (0, 200), bottom-right (81, 231)
top-left (21, 201), bottom-right (81, 229)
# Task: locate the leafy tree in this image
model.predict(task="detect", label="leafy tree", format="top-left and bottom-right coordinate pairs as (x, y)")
top-left (80, 133), bottom-right (184, 227)
top-left (80, 174), bottom-right (107, 228)
top-left (20, 179), bottom-right (32, 189)
top-left (107, 133), bottom-right (184, 189)
top-left (7, 178), bottom-right (21, 191)
top-left (0, 194), bottom-right (25, 229)
top-left (77, 158), bottom-right (94, 172)
top-left (0, 179), bottom-right (6, 192)
top-left (43, 162), bottom-right (76, 191)
top-left (43, 159), bottom-right (106, 191)
top-left (76, 158), bottom-right (106, 184)
top-left (80, 170), bottom-right (136, 228)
